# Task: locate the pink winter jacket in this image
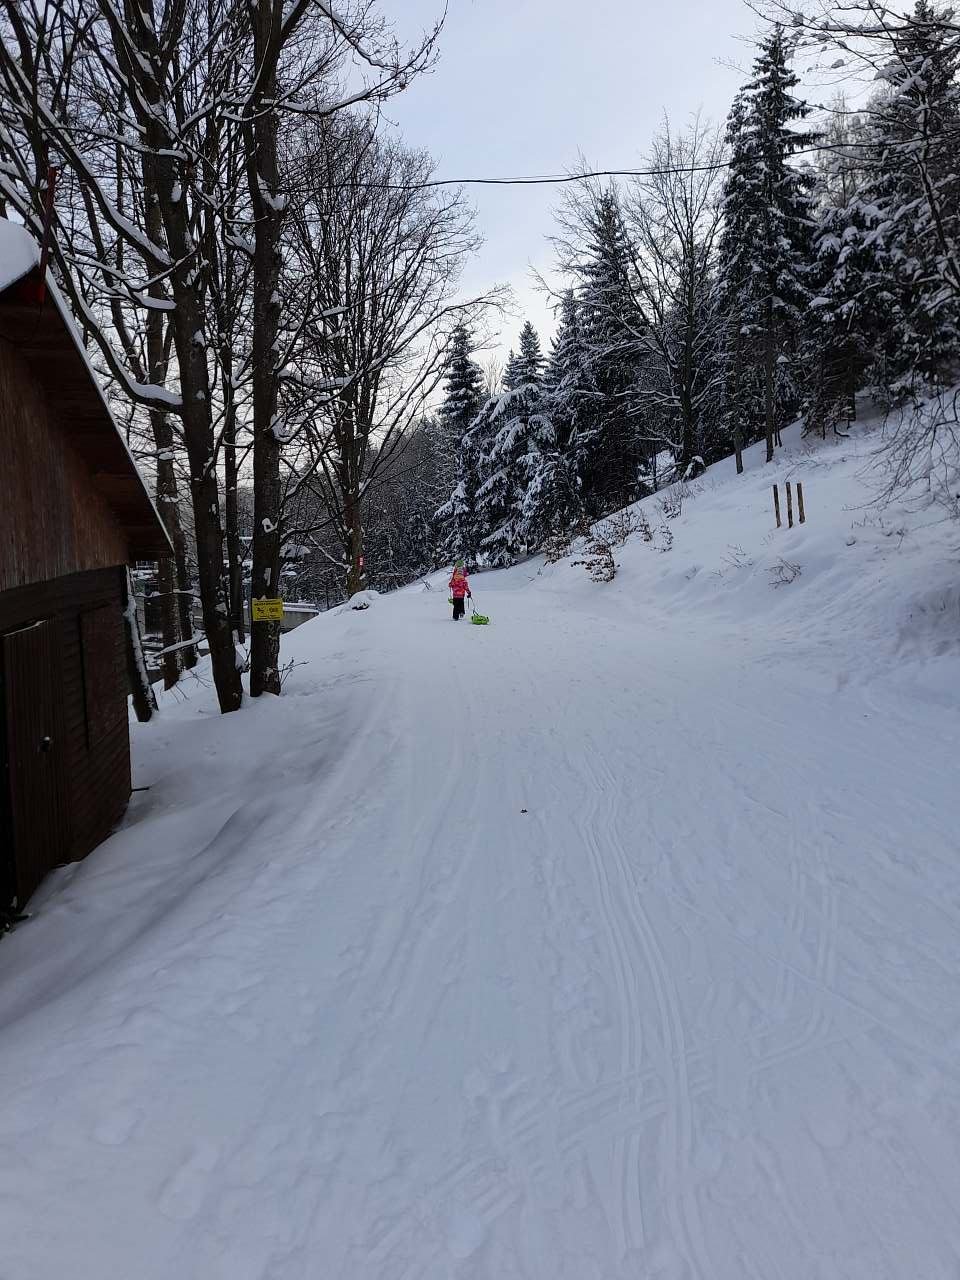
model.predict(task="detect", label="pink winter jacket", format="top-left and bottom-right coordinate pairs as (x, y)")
top-left (449, 570), bottom-right (471, 599)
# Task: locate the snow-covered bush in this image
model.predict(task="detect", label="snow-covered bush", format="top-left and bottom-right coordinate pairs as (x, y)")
top-left (572, 533), bottom-right (616, 582)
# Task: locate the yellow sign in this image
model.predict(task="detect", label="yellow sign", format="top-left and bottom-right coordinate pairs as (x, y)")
top-left (252, 598), bottom-right (284, 622)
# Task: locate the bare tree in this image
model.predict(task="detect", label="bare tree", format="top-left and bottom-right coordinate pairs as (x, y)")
top-left (288, 116), bottom-right (495, 596)
top-left (239, 3), bottom-right (441, 695)
top-left (0, 0), bottom-right (248, 711)
top-left (624, 114), bottom-right (726, 473)
top-left (482, 354), bottom-right (505, 396)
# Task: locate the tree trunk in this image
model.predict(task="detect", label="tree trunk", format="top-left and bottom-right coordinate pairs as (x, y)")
top-left (152, 411), bottom-right (197, 678)
top-left (152, 424), bottom-right (180, 690)
top-left (224, 410), bottom-right (245, 643)
top-left (123, 569), bottom-right (158, 723)
top-left (730, 314), bottom-right (744, 475)
top-left (680, 253), bottom-right (696, 470)
top-left (173, 527), bottom-right (197, 671)
top-left (344, 488), bottom-right (365, 598)
top-left (764, 299), bottom-right (776, 464)
top-left (153, 177), bottom-right (240, 712)
top-left (155, 553), bottom-right (179, 689)
top-left (142, 184), bottom-right (195, 685)
top-left (246, 4), bottom-right (283, 698)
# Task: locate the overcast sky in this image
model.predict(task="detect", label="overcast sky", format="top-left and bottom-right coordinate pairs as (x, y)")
top-left (387, 0), bottom-right (765, 365)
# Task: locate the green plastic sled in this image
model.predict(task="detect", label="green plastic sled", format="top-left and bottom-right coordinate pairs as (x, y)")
top-left (470, 612), bottom-right (490, 625)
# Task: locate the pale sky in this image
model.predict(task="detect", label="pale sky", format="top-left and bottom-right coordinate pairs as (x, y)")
top-left (388, 0), bottom-right (765, 364)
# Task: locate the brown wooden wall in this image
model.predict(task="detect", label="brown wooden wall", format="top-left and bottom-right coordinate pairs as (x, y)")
top-left (0, 342), bottom-right (129, 594)
top-left (0, 567), bottom-right (130, 906)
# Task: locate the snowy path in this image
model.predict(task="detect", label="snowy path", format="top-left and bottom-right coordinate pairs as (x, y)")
top-left (1, 555), bottom-right (960, 1278)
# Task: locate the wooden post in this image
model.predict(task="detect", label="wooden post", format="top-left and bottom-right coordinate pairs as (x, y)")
top-left (797, 481), bottom-right (805, 525)
top-left (773, 484), bottom-right (782, 528)
top-left (786, 481), bottom-right (794, 528)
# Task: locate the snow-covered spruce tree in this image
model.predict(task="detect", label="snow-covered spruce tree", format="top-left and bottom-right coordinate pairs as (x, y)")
top-left (806, 4), bottom-right (960, 430)
top-left (522, 291), bottom-right (590, 545)
top-left (438, 323), bottom-right (486, 443)
top-left (863, 2), bottom-right (960, 388)
top-left (761, 0), bottom-right (960, 319)
top-left (803, 102), bottom-right (888, 435)
top-left (716, 29), bottom-right (817, 465)
top-left (512, 321), bottom-right (547, 386)
top-left (806, 185), bottom-right (902, 434)
top-left (575, 189), bottom-right (645, 513)
top-left (546, 291), bottom-right (594, 454)
top-left (551, 184), bottom-right (646, 514)
top-left (435, 423), bottom-right (485, 564)
top-left (433, 324), bottom-right (486, 561)
top-left (716, 90), bottom-right (762, 473)
top-left (474, 322), bottom-right (552, 565)
top-left (501, 348), bottom-right (521, 391)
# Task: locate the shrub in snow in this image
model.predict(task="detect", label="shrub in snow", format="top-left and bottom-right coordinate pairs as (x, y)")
top-left (653, 524), bottom-right (674, 554)
top-left (572, 533), bottom-right (617, 582)
top-left (657, 485), bottom-right (684, 521)
top-left (769, 558), bottom-right (802, 587)
top-left (596, 509), bottom-right (649, 548)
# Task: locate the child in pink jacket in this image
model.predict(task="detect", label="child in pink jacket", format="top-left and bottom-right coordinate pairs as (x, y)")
top-left (449, 561), bottom-right (471, 620)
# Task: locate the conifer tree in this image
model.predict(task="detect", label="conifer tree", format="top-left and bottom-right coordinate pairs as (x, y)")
top-left (717, 29), bottom-right (817, 464)
top-left (806, 189), bottom-right (900, 432)
top-left (576, 189), bottom-right (645, 511)
top-left (434, 423), bottom-right (485, 563)
top-left (864, 1), bottom-right (960, 385)
top-left (521, 291), bottom-right (590, 545)
top-left (474, 322), bottom-right (551, 564)
top-left (512, 320), bottom-right (546, 387)
top-left (438, 323), bottom-right (486, 442)
top-left (502, 348), bottom-right (521, 391)
top-left (806, 2), bottom-right (960, 422)
top-left (717, 90), bottom-right (763, 472)
top-left (433, 324), bottom-right (487, 562)
top-left (545, 290), bottom-right (594, 452)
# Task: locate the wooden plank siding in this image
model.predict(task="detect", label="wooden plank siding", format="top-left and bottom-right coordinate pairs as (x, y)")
top-left (0, 340), bottom-right (129, 594)
top-left (0, 237), bottom-right (169, 911)
top-left (0, 567), bottom-right (130, 906)
top-left (1, 620), bottom-right (70, 904)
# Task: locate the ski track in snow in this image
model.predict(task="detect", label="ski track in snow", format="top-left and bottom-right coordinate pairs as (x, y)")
top-left (2, 419), bottom-right (960, 1277)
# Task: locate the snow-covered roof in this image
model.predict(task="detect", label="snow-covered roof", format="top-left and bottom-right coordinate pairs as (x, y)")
top-left (0, 219), bottom-right (42, 293)
top-left (0, 220), bottom-right (171, 560)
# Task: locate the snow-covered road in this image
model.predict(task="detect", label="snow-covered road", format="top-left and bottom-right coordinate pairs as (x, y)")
top-left (2, 428), bottom-right (960, 1278)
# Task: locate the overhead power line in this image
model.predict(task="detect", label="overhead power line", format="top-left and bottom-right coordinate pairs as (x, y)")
top-left (307, 131), bottom-right (960, 192)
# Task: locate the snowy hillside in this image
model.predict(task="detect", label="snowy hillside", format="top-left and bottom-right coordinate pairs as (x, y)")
top-left (1, 408), bottom-right (959, 1279)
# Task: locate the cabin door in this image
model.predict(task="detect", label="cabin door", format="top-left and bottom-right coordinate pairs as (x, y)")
top-left (1, 619), bottom-right (69, 907)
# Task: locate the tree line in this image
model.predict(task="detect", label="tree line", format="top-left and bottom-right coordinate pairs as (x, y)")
top-left (433, 1), bottom-right (960, 567)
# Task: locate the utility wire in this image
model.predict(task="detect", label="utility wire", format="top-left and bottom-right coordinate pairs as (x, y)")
top-left (299, 131), bottom-right (960, 192)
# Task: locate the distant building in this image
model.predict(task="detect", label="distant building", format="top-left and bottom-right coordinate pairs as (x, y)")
top-left (0, 222), bottom-right (170, 913)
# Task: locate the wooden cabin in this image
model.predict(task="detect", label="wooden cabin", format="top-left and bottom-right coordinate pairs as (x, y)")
top-left (0, 221), bottom-right (170, 913)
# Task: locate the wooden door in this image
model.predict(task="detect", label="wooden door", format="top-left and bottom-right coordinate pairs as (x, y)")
top-left (1, 619), bottom-right (69, 906)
